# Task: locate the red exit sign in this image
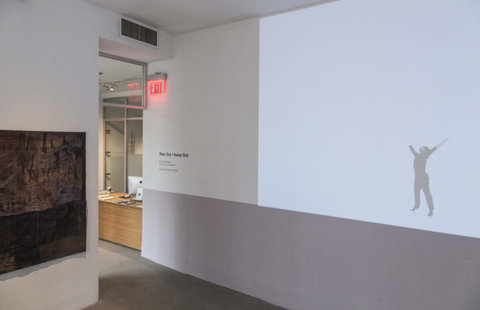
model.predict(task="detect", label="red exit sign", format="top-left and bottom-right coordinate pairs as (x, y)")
top-left (149, 79), bottom-right (166, 94)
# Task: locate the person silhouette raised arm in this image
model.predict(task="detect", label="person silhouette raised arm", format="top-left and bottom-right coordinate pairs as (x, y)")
top-left (409, 139), bottom-right (447, 217)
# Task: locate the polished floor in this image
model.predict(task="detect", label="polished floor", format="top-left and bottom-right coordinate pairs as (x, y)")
top-left (84, 240), bottom-right (284, 310)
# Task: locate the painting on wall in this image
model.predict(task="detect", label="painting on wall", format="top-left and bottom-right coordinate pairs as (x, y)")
top-left (0, 130), bottom-right (86, 275)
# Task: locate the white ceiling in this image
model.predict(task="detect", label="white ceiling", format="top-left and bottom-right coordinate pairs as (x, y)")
top-left (85, 0), bottom-right (330, 35)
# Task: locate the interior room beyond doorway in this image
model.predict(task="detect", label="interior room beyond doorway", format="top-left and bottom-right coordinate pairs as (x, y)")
top-left (98, 54), bottom-right (145, 251)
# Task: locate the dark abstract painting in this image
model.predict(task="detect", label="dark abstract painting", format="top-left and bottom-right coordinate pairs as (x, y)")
top-left (0, 130), bottom-right (86, 275)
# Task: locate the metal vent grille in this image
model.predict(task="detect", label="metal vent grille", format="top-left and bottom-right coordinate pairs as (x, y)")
top-left (121, 18), bottom-right (157, 47)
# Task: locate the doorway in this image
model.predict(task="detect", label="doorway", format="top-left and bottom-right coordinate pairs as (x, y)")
top-left (98, 53), bottom-right (146, 252)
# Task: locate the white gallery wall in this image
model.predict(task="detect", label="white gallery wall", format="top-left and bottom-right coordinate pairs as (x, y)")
top-left (259, 0), bottom-right (480, 238)
top-left (142, 16), bottom-right (261, 291)
top-left (0, 2), bottom-right (100, 309)
top-left (0, 1), bottom-right (170, 310)
top-left (142, 2), bottom-right (480, 309)
top-left (143, 19), bottom-right (259, 204)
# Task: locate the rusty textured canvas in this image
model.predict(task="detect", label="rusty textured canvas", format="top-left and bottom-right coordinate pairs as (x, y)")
top-left (0, 130), bottom-right (86, 275)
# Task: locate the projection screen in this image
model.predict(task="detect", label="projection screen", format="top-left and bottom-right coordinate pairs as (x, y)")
top-left (258, 0), bottom-right (480, 238)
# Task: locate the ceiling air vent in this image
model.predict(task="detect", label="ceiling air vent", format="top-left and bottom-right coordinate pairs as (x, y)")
top-left (121, 18), bottom-right (157, 47)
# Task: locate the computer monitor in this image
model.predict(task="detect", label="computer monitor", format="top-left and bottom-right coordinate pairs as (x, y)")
top-left (127, 176), bottom-right (143, 195)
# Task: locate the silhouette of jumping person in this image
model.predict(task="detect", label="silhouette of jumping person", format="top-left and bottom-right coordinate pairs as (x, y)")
top-left (409, 139), bottom-right (447, 217)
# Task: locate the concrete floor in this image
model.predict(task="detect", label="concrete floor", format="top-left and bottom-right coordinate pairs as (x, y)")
top-left (83, 240), bottom-right (284, 310)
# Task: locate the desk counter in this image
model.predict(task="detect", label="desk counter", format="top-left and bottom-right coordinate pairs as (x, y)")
top-left (98, 192), bottom-right (142, 250)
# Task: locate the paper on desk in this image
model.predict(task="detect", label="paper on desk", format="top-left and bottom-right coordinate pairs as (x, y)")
top-left (98, 196), bottom-right (114, 200)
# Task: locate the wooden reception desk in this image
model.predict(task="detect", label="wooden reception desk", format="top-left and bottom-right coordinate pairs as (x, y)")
top-left (98, 192), bottom-right (142, 250)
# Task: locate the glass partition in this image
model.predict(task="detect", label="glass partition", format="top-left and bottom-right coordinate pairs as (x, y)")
top-left (103, 106), bottom-right (143, 193)
top-left (99, 53), bottom-right (144, 193)
top-left (126, 119), bottom-right (143, 193)
top-left (99, 54), bottom-right (146, 109)
top-left (105, 120), bottom-right (125, 192)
